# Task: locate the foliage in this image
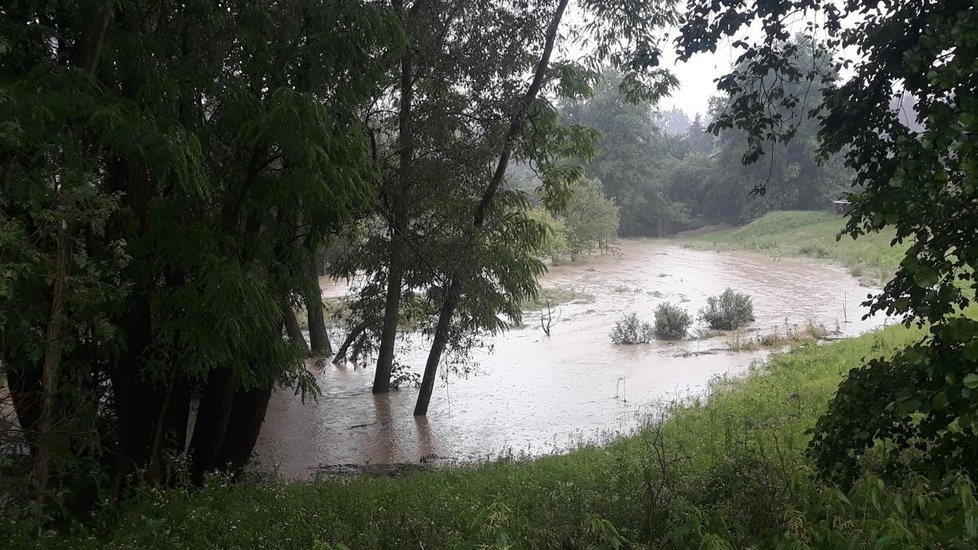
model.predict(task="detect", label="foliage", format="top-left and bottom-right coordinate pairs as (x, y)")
top-left (663, 37), bottom-right (852, 227)
top-left (677, 0), bottom-right (978, 486)
top-left (610, 312), bottom-right (654, 344)
top-left (562, 177), bottom-right (620, 257)
top-left (388, 361), bottom-right (420, 390)
top-left (810, 318), bottom-right (978, 486)
top-left (561, 69), bottom-right (689, 236)
top-left (334, 0), bottom-right (680, 402)
top-left (0, 0), bottom-right (399, 513)
top-left (653, 302), bottom-right (691, 340)
top-left (699, 289), bottom-right (754, 330)
top-left (525, 209), bottom-right (569, 262)
top-left (563, 54), bottom-right (851, 236)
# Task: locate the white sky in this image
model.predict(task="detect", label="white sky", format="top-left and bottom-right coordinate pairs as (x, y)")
top-left (657, 37), bottom-right (738, 117)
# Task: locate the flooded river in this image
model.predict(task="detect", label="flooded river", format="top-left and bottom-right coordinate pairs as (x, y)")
top-left (253, 240), bottom-right (885, 479)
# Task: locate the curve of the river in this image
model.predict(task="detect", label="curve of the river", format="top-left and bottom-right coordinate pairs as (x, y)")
top-left (253, 240), bottom-right (886, 479)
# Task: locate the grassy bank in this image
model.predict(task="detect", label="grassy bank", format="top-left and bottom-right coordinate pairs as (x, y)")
top-left (11, 322), bottom-right (975, 549)
top-left (685, 211), bottom-right (907, 285)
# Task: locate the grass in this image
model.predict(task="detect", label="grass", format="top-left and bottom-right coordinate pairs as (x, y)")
top-left (12, 322), bottom-right (976, 549)
top-left (685, 210), bottom-right (907, 285)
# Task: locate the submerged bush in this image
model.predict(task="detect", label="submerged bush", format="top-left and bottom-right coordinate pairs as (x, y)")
top-left (700, 288), bottom-right (754, 330)
top-left (654, 302), bottom-right (692, 340)
top-left (610, 312), bottom-right (654, 344)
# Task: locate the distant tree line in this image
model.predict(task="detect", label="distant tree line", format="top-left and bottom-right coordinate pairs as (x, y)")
top-left (563, 44), bottom-right (853, 237)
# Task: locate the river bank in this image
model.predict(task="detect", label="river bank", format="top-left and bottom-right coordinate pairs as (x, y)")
top-left (10, 212), bottom-right (974, 549)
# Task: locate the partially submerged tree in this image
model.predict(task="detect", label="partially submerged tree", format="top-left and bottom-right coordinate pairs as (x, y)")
top-left (333, 0), bottom-right (678, 410)
top-left (0, 0), bottom-right (398, 507)
top-left (411, 0), bottom-right (680, 416)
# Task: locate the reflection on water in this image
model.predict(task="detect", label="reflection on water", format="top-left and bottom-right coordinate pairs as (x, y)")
top-left (254, 240), bottom-right (885, 479)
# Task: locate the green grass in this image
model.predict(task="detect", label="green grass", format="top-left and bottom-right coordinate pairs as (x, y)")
top-left (686, 210), bottom-right (907, 285)
top-left (14, 322), bottom-right (975, 549)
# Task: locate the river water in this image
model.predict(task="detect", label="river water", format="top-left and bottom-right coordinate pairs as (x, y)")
top-left (253, 240), bottom-right (885, 479)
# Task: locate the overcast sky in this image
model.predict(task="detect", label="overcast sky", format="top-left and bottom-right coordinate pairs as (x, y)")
top-left (559, 3), bottom-right (833, 118)
top-left (657, 39), bottom-right (736, 117)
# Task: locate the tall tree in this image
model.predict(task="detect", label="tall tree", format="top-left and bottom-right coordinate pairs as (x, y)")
top-left (412, 0), bottom-right (680, 415)
top-left (0, 0), bottom-right (399, 507)
top-left (562, 69), bottom-right (689, 236)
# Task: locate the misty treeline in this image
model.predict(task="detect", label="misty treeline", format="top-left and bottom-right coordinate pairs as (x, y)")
top-left (562, 42), bottom-right (853, 237)
top-left (0, 0), bottom-right (679, 512)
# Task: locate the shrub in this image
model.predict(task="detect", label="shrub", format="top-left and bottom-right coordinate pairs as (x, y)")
top-left (653, 303), bottom-right (692, 340)
top-left (700, 288), bottom-right (754, 330)
top-left (610, 312), bottom-right (654, 344)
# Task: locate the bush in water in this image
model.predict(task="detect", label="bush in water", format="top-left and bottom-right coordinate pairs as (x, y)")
top-left (654, 302), bottom-right (692, 340)
top-left (610, 312), bottom-right (654, 344)
top-left (700, 288), bottom-right (755, 330)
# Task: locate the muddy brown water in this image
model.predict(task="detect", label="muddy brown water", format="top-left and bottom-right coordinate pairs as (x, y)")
top-left (253, 240), bottom-right (886, 479)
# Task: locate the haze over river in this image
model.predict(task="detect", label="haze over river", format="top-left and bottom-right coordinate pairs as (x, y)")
top-left (254, 240), bottom-right (885, 479)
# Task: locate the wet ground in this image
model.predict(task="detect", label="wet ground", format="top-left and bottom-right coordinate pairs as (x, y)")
top-left (253, 240), bottom-right (885, 479)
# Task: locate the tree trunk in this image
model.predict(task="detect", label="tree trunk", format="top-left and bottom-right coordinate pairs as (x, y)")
top-left (305, 258), bottom-right (332, 356)
top-left (108, 291), bottom-right (158, 497)
top-left (374, 241), bottom-right (404, 392)
top-left (34, 222), bottom-right (71, 502)
top-left (214, 383), bottom-right (274, 478)
top-left (413, 0), bottom-right (569, 416)
top-left (188, 368), bottom-right (236, 485)
top-left (34, 0), bottom-right (113, 505)
top-left (375, 5), bottom-right (415, 394)
top-left (413, 284), bottom-right (457, 416)
top-left (187, 370), bottom-right (272, 483)
top-left (283, 296), bottom-right (309, 354)
top-left (334, 320), bottom-right (370, 364)
top-left (145, 368), bottom-right (192, 485)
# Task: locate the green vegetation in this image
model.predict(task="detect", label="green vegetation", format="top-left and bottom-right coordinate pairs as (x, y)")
top-left (684, 0), bottom-right (978, 510)
top-left (689, 211), bottom-right (906, 285)
top-left (699, 288), bottom-right (755, 330)
top-left (10, 323), bottom-right (977, 549)
top-left (653, 302), bottom-right (692, 340)
top-left (5, 0), bottom-right (978, 546)
top-left (726, 321), bottom-right (831, 352)
top-left (610, 312), bottom-right (654, 345)
top-left (0, 0), bottom-right (679, 512)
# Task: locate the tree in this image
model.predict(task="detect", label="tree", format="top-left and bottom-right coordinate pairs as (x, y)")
top-left (563, 177), bottom-right (620, 257)
top-left (411, 0), bottom-right (681, 416)
top-left (678, 0), bottom-right (978, 483)
top-left (562, 69), bottom-right (689, 236)
top-left (0, 0), bottom-right (398, 508)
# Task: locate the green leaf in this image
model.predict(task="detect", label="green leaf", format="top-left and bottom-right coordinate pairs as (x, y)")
top-left (964, 340), bottom-right (978, 362)
top-left (964, 373), bottom-right (978, 390)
